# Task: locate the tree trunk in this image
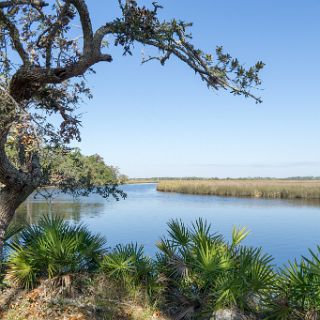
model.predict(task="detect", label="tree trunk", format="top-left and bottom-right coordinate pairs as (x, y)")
top-left (0, 185), bottom-right (36, 259)
top-left (0, 94), bottom-right (42, 263)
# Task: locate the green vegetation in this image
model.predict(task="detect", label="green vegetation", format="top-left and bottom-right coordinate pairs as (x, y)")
top-left (156, 219), bottom-right (274, 318)
top-left (268, 250), bottom-right (320, 319)
top-left (38, 148), bottom-right (126, 199)
top-left (157, 180), bottom-right (320, 200)
top-left (6, 216), bottom-right (106, 289)
top-left (5, 146), bottom-right (125, 194)
top-left (2, 217), bottom-right (320, 319)
top-left (44, 149), bottom-right (120, 186)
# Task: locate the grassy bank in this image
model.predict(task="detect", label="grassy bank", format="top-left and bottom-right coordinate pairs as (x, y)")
top-left (0, 275), bottom-right (165, 320)
top-left (157, 179), bottom-right (320, 199)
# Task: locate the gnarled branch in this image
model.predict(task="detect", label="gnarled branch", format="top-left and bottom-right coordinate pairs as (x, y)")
top-left (0, 10), bottom-right (29, 64)
top-left (0, 128), bottom-right (30, 186)
top-left (69, 0), bottom-right (93, 55)
top-left (0, 0), bottom-right (47, 9)
top-left (36, 1), bottom-right (72, 68)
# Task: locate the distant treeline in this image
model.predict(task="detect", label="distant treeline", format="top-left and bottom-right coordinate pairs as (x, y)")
top-left (129, 176), bottom-right (320, 181)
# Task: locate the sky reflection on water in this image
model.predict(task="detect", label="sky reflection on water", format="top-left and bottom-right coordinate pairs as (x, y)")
top-left (15, 183), bottom-right (320, 266)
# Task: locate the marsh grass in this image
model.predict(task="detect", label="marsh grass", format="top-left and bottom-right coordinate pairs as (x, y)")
top-left (157, 179), bottom-right (320, 199)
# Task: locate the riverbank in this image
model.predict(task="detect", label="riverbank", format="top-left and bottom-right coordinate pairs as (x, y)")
top-left (0, 275), bottom-right (166, 320)
top-left (126, 179), bottom-right (158, 184)
top-left (157, 179), bottom-right (320, 199)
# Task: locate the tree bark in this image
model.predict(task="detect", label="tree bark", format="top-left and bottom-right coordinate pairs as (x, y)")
top-left (0, 81), bottom-right (42, 265)
top-left (0, 104), bottom-right (42, 260)
top-left (0, 185), bottom-right (35, 259)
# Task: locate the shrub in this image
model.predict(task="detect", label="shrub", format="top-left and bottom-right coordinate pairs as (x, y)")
top-left (266, 247), bottom-right (320, 319)
top-left (5, 216), bottom-right (320, 320)
top-left (100, 243), bottom-right (163, 300)
top-left (156, 218), bottom-right (275, 318)
top-left (6, 216), bottom-right (106, 289)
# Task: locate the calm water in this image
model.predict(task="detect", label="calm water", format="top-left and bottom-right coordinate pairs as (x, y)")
top-left (15, 183), bottom-right (320, 266)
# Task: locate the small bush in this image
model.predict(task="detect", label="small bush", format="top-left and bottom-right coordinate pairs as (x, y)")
top-left (265, 247), bottom-right (320, 319)
top-left (101, 243), bottom-right (163, 301)
top-left (6, 216), bottom-right (106, 289)
top-left (156, 218), bottom-right (275, 318)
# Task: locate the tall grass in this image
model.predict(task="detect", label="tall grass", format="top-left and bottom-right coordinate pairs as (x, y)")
top-left (157, 179), bottom-right (320, 199)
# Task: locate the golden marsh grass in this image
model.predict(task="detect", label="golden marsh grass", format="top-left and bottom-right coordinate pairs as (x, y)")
top-left (156, 180), bottom-right (320, 199)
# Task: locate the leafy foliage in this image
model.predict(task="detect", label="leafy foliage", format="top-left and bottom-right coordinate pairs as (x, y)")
top-left (39, 147), bottom-right (126, 200)
top-left (5, 144), bottom-right (126, 200)
top-left (265, 248), bottom-right (320, 319)
top-left (156, 219), bottom-right (275, 318)
top-left (6, 216), bottom-right (106, 289)
top-left (101, 243), bottom-right (162, 300)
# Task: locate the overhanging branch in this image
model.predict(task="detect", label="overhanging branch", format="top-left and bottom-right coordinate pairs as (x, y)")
top-left (0, 10), bottom-right (29, 64)
top-left (69, 0), bottom-right (93, 55)
top-left (0, 0), bottom-right (47, 9)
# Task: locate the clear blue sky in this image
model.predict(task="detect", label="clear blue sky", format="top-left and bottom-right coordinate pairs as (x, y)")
top-left (74, 0), bottom-right (320, 178)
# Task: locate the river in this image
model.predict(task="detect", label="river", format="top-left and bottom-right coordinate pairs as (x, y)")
top-left (15, 183), bottom-right (320, 266)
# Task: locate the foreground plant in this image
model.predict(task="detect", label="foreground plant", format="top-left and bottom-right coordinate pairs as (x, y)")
top-left (5, 216), bottom-right (320, 319)
top-left (265, 247), bottom-right (320, 320)
top-left (101, 243), bottom-right (163, 301)
top-left (0, 220), bottom-right (26, 287)
top-left (156, 219), bottom-right (275, 319)
top-left (6, 216), bottom-right (106, 289)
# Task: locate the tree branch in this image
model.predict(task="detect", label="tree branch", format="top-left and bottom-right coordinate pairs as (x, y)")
top-left (9, 52), bottom-right (112, 102)
top-left (0, 10), bottom-right (29, 64)
top-left (91, 18), bottom-right (262, 102)
top-left (0, 0), bottom-right (47, 9)
top-left (69, 0), bottom-right (93, 55)
top-left (6, 1), bottom-right (262, 104)
top-left (0, 128), bottom-right (29, 186)
top-left (39, 1), bottom-right (72, 68)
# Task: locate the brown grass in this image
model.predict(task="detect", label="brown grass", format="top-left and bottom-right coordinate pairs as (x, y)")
top-left (156, 180), bottom-right (320, 199)
top-left (0, 275), bottom-right (167, 320)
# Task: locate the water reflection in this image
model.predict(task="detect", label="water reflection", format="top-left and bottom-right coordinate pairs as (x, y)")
top-left (15, 202), bottom-right (101, 224)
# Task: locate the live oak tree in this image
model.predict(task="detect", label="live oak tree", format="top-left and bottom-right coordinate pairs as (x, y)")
top-left (0, 0), bottom-right (264, 256)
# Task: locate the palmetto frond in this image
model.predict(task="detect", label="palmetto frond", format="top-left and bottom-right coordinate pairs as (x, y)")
top-left (231, 226), bottom-right (250, 248)
top-left (167, 219), bottom-right (191, 249)
top-left (4, 221), bottom-right (26, 243)
top-left (265, 252), bottom-right (320, 319)
top-left (157, 218), bottom-right (276, 318)
top-left (101, 242), bottom-right (154, 293)
top-left (6, 216), bottom-right (106, 289)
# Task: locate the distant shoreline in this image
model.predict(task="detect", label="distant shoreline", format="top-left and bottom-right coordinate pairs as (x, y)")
top-left (126, 180), bottom-right (158, 184)
top-left (156, 179), bottom-right (320, 200)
